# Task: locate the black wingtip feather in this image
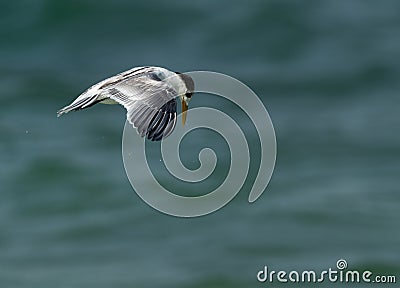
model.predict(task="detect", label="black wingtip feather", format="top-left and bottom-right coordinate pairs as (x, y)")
top-left (145, 99), bottom-right (177, 141)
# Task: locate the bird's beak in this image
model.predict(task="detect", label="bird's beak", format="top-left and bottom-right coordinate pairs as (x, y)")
top-left (181, 98), bottom-right (189, 126)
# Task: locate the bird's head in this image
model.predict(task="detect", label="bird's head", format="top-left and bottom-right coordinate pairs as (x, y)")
top-left (176, 72), bottom-right (195, 126)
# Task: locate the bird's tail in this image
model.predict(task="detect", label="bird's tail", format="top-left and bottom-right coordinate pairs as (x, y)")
top-left (57, 93), bottom-right (101, 117)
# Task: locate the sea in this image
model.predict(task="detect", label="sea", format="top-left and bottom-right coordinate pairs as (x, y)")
top-left (0, 1), bottom-right (399, 287)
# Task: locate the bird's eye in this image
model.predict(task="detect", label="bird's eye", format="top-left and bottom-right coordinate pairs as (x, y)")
top-left (185, 92), bottom-right (193, 98)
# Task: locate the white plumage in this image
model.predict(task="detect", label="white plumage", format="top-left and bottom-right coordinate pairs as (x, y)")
top-left (57, 66), bottom-right (194, 141)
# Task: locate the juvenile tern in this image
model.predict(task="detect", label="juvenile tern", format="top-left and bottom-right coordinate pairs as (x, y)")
top-left (57, 66), bottom-right (194, 141)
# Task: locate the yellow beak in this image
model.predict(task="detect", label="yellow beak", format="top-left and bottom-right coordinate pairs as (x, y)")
top-left (181, 99), bottom-right (188, 126)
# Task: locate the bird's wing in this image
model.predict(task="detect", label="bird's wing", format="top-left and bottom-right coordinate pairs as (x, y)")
top-left (102, 70), bottom-right (179, 141)
top-left (57, 67), bottom-right (180, 141)
top-left (57, 67), bottom-right (157, 114)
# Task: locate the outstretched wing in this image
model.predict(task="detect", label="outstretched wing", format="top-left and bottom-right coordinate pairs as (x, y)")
top-left (101, 69), bottom-right (179, 141)
top-left (58, 67), bottom-right (180, 141)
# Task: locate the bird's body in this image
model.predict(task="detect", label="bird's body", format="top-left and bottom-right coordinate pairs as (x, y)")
top-left (57, 66), bottom-right (194, 141)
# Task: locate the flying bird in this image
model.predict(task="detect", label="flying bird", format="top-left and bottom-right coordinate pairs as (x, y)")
top-left (57, 66), bottom-right (194, 141)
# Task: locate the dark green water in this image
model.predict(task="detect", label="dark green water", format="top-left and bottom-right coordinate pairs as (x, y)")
top-left (1, 1), bottom-right (399, 287)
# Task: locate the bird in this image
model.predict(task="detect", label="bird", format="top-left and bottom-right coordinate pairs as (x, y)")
top-left (57, 66), bottom-right (194, 141)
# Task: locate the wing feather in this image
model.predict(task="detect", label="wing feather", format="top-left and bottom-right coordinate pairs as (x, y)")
top-left (58, 67), bottom-right (180, 141)
top-left (105, 71), bottom-right (179, 141)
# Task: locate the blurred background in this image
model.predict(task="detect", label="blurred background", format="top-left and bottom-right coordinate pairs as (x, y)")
top-left (0, 0), bottom-right (399, 287)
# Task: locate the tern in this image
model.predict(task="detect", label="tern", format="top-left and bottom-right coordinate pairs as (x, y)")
top-left (57, 66), bottom-right (194, 141)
